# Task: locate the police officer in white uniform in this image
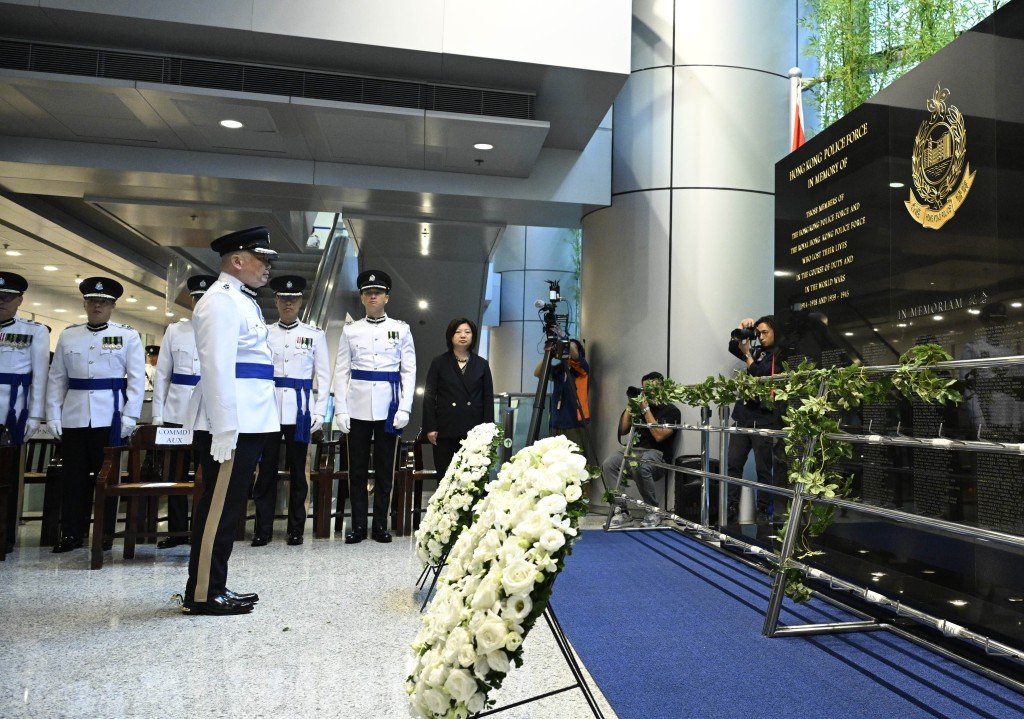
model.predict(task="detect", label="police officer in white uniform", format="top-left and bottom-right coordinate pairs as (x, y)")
top-left (180, 227), bottom-right (279, 616)
top-left (332, 269), bottom-right (416, 544)
top-left (0, 271), bottom-right (50, 554)
top-left (252, 276), bottom-right (330, 546)
top-left (150, 274), bottom-right (216, 549)
top-left (46, 277), bottom-right (145, 553)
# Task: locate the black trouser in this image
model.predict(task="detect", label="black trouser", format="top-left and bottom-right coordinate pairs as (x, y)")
top-left (726, 424), bottom-right (783, 511)
top-left (162, 422), bottom-right (195, 535)
top-left (432, 437), bottom-right (461, 480)
top-left (59, 426), bottom-right (117, 541)
top-left (186, 431), bottom-right (274, 602)
top-left (2, 426), bottom-right (19, 548)
top-left (347, 418), bottom-right (398, 535)
top-left (252, 424), bottom-right (309, 538)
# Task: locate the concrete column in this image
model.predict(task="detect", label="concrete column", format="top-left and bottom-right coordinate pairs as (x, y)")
top-left (582, 0), bottom-right (800, 471)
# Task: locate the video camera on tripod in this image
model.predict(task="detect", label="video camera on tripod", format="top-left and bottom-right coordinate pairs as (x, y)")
top-left (537, 279), bottom-right (571, 358)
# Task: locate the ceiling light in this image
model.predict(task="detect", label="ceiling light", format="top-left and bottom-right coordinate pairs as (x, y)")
top-left (220, 119), bottom-right (244, 129)
top-left (921, 569), bottom-right (936, 575)
top-left (1012, 302), bottom-right (1022, 308)
top-left (773, 270), bottom-right (792, 277)
top-left (32, 302), bottom-right (40, 306)
top-left (75, 275), bottom-right (82, 284)
top-left (165, 312), bottom-right (174, 317)
top-left (418, 300), bottom-right (429, 310)
top-left (844, 331), bottom-right (853, 336)
top-left (146, 305), bottom-right (157, 311)
top-left (889, 181), bottom-right (905, 188)
top-left (897, 322), bottom-right (907, 328)
top-left (933, 315), bottom-right (943, 321)
top-left (126, 296), bottom-right (138, 303)
top-left (870, 572), bottom-right (886, 578)
top-left (78, 314), bottom-right (87, 318)
top-left (43, 265), bottom-right (58, 271)
top-left (53, 308), bottom-right (66, 313)
top-left (415, 386), bottom-right (424, 396)
top-left (473, 143), bottom-right (494, 150)
top-left (5, 249), bottom-right (20, 256)
top-left (949, 599), bottom-right (969, 607)
top-left (968, 308), bottom-right (980, 314)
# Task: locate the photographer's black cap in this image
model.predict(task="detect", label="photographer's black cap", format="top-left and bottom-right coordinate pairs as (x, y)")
top-left (357, 270), bottom-right (391, 293)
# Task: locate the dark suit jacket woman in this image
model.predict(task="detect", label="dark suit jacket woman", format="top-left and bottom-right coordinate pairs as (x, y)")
top-left (422, 319), bottom-right (494, 478)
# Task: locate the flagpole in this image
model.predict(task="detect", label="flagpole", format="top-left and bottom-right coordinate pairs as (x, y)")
top-left (789, 66), bottom-right (805, 152)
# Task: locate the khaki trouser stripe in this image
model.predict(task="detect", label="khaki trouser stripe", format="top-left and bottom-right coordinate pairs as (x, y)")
top-left (194, 454), bottom-right (234, 602)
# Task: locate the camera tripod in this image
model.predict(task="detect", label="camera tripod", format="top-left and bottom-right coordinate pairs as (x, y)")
top-left (526, 340), bottom-right (596, 463)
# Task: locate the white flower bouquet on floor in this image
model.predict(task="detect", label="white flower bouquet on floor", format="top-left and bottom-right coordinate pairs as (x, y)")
top-left (407, 435), bottom-right (591, 719)
top-left (415, 423), bottom-right (504, 568)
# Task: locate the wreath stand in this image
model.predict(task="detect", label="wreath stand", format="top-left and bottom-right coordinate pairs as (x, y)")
top-left (471, 604), bottom-right (606, 719)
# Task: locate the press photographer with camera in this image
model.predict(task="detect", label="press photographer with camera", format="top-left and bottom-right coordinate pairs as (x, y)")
top-left (603, 371), bottom-right (681, 528)
top-left (534, 337), bottom-right (591, 460)
top-left (726, 315), bottom-right (785, 520)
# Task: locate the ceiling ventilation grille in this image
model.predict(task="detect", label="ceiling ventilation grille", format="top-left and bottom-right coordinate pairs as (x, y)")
top-left (0, 39), bottom-right (536, 120)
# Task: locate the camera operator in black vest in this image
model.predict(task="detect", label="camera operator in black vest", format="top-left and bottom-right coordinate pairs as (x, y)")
top-left (726, 315), bottom-right (785, 520)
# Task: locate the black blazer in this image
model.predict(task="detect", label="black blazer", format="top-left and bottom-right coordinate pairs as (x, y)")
top-left (422, 351), bottom-right (495, 439)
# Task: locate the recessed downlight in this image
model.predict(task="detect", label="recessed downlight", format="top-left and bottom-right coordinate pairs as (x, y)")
top-left (220, 119), bottom-right (244, 129)
top-left (473, 143), bottom-right (494, 150)
top-left (43, 265), bottom-right (58, 271)
top-left (5, 249), bottom-right (21, 256)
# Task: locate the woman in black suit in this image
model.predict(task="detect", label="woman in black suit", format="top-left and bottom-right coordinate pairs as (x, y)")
top-left (422, 317), bottom-right (495, 478)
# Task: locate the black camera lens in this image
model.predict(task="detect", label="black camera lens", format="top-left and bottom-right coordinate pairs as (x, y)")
top-left (626, 386), bottom-right (642, 398)
top-left (731, 327), bottom-right (757, 341)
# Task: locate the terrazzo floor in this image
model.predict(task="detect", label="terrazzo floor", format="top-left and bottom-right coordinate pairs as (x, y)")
top-left (0, 515), bottom-right (618, 719)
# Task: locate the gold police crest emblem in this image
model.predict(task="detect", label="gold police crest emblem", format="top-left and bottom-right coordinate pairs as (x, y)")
top-left (905, 84), bottom-right (975, 230)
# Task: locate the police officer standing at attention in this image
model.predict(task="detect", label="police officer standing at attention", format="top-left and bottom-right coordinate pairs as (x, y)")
top-left (144, 345), bottom-right (159, 392)
top-left (179, 227), bottom-right (278, 616)
top-left (150, 274), bottom-right (216, 549)
top-left (251, 275), bottom-right (330, 547)
top-left (332, 270), bottom-right (416, 544)
top-left (0, 271), bottom-right (50, 554)
top-left (46, 277), bottom-right (145, 553)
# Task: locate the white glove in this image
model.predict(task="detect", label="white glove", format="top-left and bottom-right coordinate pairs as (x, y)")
top-left (338, 413), bottom-right (350, 434)
top-left (120, 417), bottom-right (137, 438)
top-left (210, 430), bottom-right (239, 463)
top-left (393, 410), bottom-right (409, 430)
top-left (25, 418), bottom-right (40, 437)
top-left (151, 416), bottom-right (164, 427)
top-left (47, 420), bottom-right (62, 439)
top-left (310, 414), bottom-right (324, 434)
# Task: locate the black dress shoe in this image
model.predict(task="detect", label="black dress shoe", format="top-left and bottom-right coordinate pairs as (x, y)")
top-left (224, 588), bottom-right (259, 604)
top-left (102, 540), bottom-right (113, 551)
top-left (344, 530), bottom-right (365, 544)
top-left (372, 530), bottom-right (393, 544)
top-left (157, 537), bottom-right (188, 549)
top-left (286, 533), bottom-right (303, 546)
top-left (52, 537), bottom-right (83, 553)
top-left (181, 593), bottom-right (254, 616)
top-left (251, 535), bottom-right (270, 547)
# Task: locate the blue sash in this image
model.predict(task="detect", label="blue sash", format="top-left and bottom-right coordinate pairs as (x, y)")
top-left (351, 369), bottom-right (402, 435)
top-left (235, 363), bottom-right (274, 380)
top-left (170, 373), bottom-right (201, 386)
top-left (275, 376), bottom-right (313, 443)
top-left (68, 376), bottom-right (128, 447)
top-left (0, 372), bottom-right (31, 445)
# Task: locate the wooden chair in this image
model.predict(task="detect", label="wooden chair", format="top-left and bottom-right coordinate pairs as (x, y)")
top-left (392, 430), bottom-right (438, 536)
top-left (90, 424), bottom-right (203, 569)
top-left (22, 438), bottom-right (62, 546)
top-left (309, 438), bottom-right (349, 538)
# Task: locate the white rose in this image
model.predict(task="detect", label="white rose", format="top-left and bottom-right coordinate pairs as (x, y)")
top-left (444, 668), bottom-right (478, 703)
top-left (538, 528), bottom-right (566, 553)
top-left (470, 574), bottom-right (500, 610)
top-left (502, 558), bottom-right (539, 596)
top-left (564, 484), bottom-right (583, 502)
top-left (456, 643), bottom-right (476, 668)
top-left (486, 650), bottom-right (511, 674)
top-left (513, 510), bottom-right (552, 541)
top-left (474, 614), bottom-right (508, 655)
top-left (422, 688), bottom-right (449, 716)
top-left (425, 661), bottom-right (448, 688)
top-left (467, 692), bottom-right (486, 714)
top-left (536, 494), bottom-right (567, 516)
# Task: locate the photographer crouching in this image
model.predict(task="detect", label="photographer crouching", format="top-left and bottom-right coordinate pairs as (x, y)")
top-left (726, 315), bottom-right (785, 521)
top-left (603, 372), bottom-right (680, 528)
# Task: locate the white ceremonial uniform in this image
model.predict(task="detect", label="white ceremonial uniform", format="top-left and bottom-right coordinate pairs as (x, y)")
top-left (46, 321), bottom-right (145, 429)
top-left (0, 316), bottom-right (50, 442)
top-left (332, 315), bottom-right (416, 422)
top-left (185, 273), bottom-right (278, 435)
top-left (152, 319), bottom-right (200, 425)
top-left (269, 320), bottom-right (331, 425)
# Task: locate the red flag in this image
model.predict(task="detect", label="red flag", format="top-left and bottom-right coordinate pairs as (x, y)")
top-left (789, 67), bottom-right (805, 151)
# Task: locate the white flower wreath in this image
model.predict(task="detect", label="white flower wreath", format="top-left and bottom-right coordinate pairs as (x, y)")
top-left (406, 435), bottom-right (591, 719)
top-left (415, 423), bottom-right (504, 568)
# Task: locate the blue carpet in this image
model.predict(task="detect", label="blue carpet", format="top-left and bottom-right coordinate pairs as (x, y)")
top-left (551, 529), bottom-right (1024, 719)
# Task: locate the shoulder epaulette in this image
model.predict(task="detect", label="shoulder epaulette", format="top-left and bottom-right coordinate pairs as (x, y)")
top-left (392, 319), bottom-right (408, 326)
top-left (345, 319), bottom-right (355, 326)
top-left (112, 321), bottom-right (137, 332)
